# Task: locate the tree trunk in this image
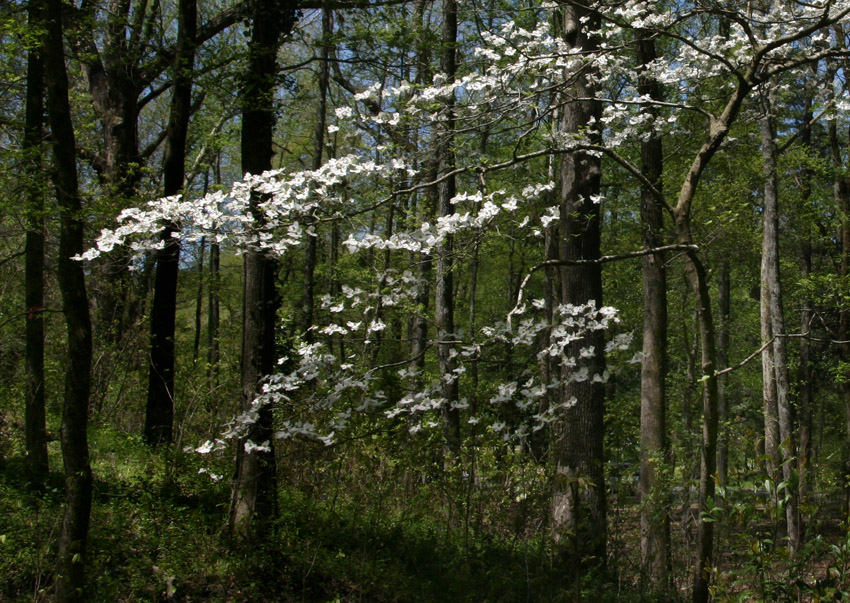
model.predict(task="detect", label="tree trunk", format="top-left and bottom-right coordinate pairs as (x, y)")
top-left (551, 0), bottom-right (607, 584)
top-left (44, 0), bottom-right (94, 596)
top-left (716, 261), bottom-right (730, 491)
top-left (144, 0), bottom-right (197, 445)
top-left (193, 236), bottom-right (205, 363)
top-left (229, 0), bottom-right (297, 539)
top-left (208, 237), bottom-right (221, 383)
top-left (759, 87), bottom-right (800, 555)
top-left (636, 25), bottom-right (670, 594)
top-left (435, 0), bottom-right (461, 458)
top-left (300, 5), bottom-right (331, 343)
top-left (24, 0), bottom-right (49, 482)
top-left (829, 74), bottom-right (850, 514)
top-left (797, 79), bottom-right (815, 507)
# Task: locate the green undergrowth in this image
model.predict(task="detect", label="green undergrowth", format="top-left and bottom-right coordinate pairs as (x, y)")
top-left (0, 424), bottom-right (603, 602)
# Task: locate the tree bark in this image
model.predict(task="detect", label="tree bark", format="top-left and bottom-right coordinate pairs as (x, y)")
top-left (435, 0), bottom-right (461, 458)
top-left (144, 0), bottom-right (197, 445)
top-left (636, 25), bottom-right (670, 595)
top-left (44, 0), bottom-right (94, 596)
top-left (551, 0), bottom-right (607, 583)
top-left (759, 86), bottom-right (800, 555)
top-left (229, 0), bottom-right (297, 539)
top-left (24, 0), bottom-right (49, 482)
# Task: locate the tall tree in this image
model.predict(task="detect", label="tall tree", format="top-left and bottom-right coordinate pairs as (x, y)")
top-left (636, 20), bottom-right (670, 594)
top-left (23, 0), bottom-right (48, 481)
top-left (300, 5), bottom-right (332, 342)
top-left (67, 0), bottom-right (241, 340)
top-left (759, 82), bottom-right (800, 555)
top-left (436, 0), bottom-right (461, 458)
top-left (144, 0), bottom-right (198, 446)
top-left (550, 0), bottom-right (607, 583)
top-left (229, 0), bottom-right (297, 538)
top-left (43, 0), bottom-right (94, 595)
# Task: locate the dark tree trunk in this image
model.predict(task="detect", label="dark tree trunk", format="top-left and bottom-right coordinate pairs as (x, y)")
top-left (144, 0), bottom-right (197, 446)
top-left (24, 0), bottom-right (49, 482)
top-left (797, 80), bottom-right (815, 506)
top-left (435, 0), bottom-right (460, 457)
top-left (300, 5), bottom-right (331, 342)
top-left (636, 26), bottom-right (670, 595)
top-left (829, 68), bottom-right (850, 513)
top-left (229, 0), bottom-right (297, 538)
top-left (551, 0), bottom-right (606, 583)
top-left (193, 236), bottom-right (205, 364)
top-left (44, 0), bottom-right (94, 597)
top-left (208, 238), bottom-right (221, 382)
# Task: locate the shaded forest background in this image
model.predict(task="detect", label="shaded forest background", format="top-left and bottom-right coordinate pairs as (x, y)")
top-left (2, 0), bottom-right (850, 600)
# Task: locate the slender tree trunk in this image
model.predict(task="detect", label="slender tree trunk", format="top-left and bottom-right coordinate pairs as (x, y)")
top-left (193, 236), bottom-right (205, 363)
top-left (407, 0), bottom-right (434, 413)
top-left (761, 244), bottom-right (780, 484)
top-left (759, 87), bottom-right (800, 555)
top-left (44, 0), bottom-right (94, 596)
top-left (716, 261), bottom-right (730, 491)
top-left (797, 80), bottom-right (815, 506)
top-left (435, 0), bottom-right (461, 457)
top-left (551, 1), bottom-right (607, 583)
top-left (636, 25), bottom-right (670, 594)
top-left (208, 237), bottom-right (220, 383)
top-left (829, 72), bottom-right (850, 512)
top-left (229, 0), bottom-right (297, 538)
top-left (145, 0), bottom-right (197, 445)
top-left (300, 5), bottom-right (331, 342)
top-left (24, 0), bottom-right (49, 482)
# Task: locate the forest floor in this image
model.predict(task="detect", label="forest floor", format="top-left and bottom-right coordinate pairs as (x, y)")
top-left (2, 422), bottom-right (850, 601)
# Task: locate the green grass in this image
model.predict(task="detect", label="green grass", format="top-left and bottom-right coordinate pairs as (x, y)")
top-left (0, 424), bottom-right (591, 602)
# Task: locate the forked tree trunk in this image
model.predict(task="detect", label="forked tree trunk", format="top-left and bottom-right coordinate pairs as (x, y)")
top-left (44, 0), bottom-right (94, 597)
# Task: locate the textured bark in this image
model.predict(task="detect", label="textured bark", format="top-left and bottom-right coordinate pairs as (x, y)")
top-left (145, 0), bottom-right (197, 446)
top-left (435, 0), bottom-right (461, 457)
top-left (551, 1), bottom-right (606, 583)
top-left (760, 254), bottom-right (780, 482)
top-left (24, 0), bottom-right (48, 482)
top-left (759, 90), bottom-right (800, 555)
top-left (229, 0), bottom-right (297, 539)
top-left (636, 26), bottom-right (670, 595)
top-left (44, 0), bottom-right (94, 596)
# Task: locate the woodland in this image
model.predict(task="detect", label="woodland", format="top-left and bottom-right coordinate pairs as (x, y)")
top-left (3, 0), bottom-right (850, 600)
